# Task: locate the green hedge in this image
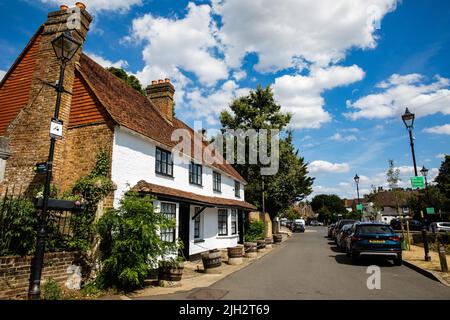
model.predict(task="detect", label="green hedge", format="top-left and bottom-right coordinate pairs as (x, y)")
top-left (411, 232), bottom-right (450, 245)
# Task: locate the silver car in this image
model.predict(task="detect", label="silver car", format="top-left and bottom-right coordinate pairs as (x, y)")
top-left (429, 222), bottom-right (450, 233)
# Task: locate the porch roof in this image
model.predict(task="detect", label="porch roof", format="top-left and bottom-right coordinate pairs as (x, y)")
top-left (133, 180), bottom-right (257, 211)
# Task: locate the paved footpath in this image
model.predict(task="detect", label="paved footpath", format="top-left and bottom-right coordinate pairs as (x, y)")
top-left (136, 227), bottom-right (450, 300)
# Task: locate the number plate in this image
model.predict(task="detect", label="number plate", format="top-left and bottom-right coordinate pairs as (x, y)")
top-left (369, 240), bottom-right (385, 244)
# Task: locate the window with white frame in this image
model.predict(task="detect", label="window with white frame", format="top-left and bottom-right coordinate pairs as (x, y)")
top-left (234, 180), bottom-right (241, 198)
top-left (231, 209), bottom-right (237, 235)
top-left (194, 207), bottom-right (202, 239)
top-left (160, 202), bottom-right (176, 243)
top-left (218, 209), bottom-right (228, 236)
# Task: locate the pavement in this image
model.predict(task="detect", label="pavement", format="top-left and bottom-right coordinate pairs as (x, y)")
top-left (133, 227), bottom-right (450, 300)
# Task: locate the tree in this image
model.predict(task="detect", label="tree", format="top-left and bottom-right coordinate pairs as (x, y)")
top-left (107, 67), bottom-right (146, 95)
top-left (435, 155), bottom-right (450, 213)
top-left (311, 194), bottom-right (347, 223)
top-left (220, 86), bottom-right (314, 218)
top-left (386, 159), bottom-right (404, 214)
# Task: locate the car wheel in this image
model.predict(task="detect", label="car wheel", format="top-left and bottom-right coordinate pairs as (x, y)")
top-left (394, 257), bottom-right (402, 266)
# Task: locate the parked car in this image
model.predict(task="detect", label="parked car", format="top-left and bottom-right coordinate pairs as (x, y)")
top-left (317, 222), bottom-right (324, 226)
top-left (336, 224), bottom-right (353, 251)
top-left (292, 222), bottom-right (305, 233)
top-left (334, 219), bottom-right (357, 244)
top-left (429, 222), bottom-right (450, 233)
top-left (345, 222), bottom-right (402, 265)
top-left (285, 221), bottom-right (294, 230)
top-left (390, 218), bottom-right (423, 231)
top-left (328, 223), bottom-right (336, 238)
top-left (310, 220), bottom-right (319, 226)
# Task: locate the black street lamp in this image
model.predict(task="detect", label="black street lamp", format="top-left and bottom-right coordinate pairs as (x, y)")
top-left (28, 31), bottom-right (81, 300)
top-left (401, 108), bottom-right (431, 262)
top-left (420, 165), bottom-right (430, 200)
top-left (354, 174), bottom-right (361, 221)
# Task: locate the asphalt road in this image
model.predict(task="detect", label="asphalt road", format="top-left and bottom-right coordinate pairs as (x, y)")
top-left (140, 227), bottom-right (450, 300)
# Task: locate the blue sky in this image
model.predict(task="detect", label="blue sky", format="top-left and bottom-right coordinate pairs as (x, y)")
top-left (0, 0), bottom-right (449, 199)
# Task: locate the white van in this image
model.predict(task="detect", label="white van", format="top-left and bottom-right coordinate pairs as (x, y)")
top-left (294, 218), bottom-right (306, 226)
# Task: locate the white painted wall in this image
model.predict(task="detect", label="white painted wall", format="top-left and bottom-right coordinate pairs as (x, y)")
top-left (111, 127), bottom-right (245, 208)
top-left (189, 206), bottom-right (239, 256)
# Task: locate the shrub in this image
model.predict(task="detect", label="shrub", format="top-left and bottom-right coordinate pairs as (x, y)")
top-left (0, 197), bottom-right (38, 256)
top-left (95, 192), bottom-right (180, 291)
top-left (43, 278), bottom-right (61, 300)
top-left (245, 220), bottom-right (266, 242)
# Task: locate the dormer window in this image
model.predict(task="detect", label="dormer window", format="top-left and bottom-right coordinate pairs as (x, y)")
top-left (189, 162), bottom-right (202, 186)
top-left (156, 147), bottom-right (173, 176)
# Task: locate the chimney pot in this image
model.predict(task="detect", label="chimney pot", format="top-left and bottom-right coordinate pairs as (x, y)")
top-left (158, 79), bottom-right (164, 84)
top-left (60, 5), bottom-right (69, 11)
top-left (75, 2), bottom-right (86, 10)
top-left (152, 80), bottom-right (158, 85)
top-left (146, 80), bottom-right (175, 123)
top-left (165, 78), bottom-right (170, 83)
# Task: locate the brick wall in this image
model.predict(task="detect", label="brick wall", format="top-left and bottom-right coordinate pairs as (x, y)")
top-left (59, 123), bottom-right (114, 193)
top-left (0, 252), bottom-right (79, 300)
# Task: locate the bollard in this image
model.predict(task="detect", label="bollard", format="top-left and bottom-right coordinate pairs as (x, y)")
top-left (438, 241), bottom-right (448, 273)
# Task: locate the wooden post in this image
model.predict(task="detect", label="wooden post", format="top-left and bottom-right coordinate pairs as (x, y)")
top-left (406, 220), bottom-right (411, 251)
top-left (438, 240), bottom-right (448, 273)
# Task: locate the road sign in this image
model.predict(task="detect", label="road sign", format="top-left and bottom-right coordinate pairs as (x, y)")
top-left (426, 207), bottom-right (435, 214)
top-left (356, 204), bottom-right (363, 212)
top-left (50, 118), bottom-right (63, 140)
top-left (410, 176), bottom-right (424, 189)
top-left (34, 162), bottom-right (47, 174)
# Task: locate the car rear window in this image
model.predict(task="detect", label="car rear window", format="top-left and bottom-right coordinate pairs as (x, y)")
top-left (357, 225), bottom-right (394, 234)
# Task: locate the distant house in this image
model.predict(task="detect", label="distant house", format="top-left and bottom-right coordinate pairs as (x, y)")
top-left (371, 190), bottom-right (416, 224)
top-left (0, 5), bottom-right (256, 260)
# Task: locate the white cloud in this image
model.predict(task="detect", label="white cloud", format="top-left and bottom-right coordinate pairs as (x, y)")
top-left (232, 70), bottom-right (247, 81)
top-left (213, 0), bottom-right (397, 72)
top-left (309, 160), bottom-right (350, 174)
top-left (273, 65), bottom-right (365, 128)
top-left (330, 132), bottom-right (357, 142)
top-left (130, 2), bottom-right (228, 90)
top-left (185, 80), bottom-right (251, 125)
top-left (436, 153), bottom-right (448, 159)
top-left (346, 74), bottom-right (450, 120)
top-left (423, 124), bottom-right (450, 135)
top-left (0, 70), bottom-right (6, 81)
top-left (38, 0), bottom-right (142, 13)
top-left (86, 52), bottom-right (128, 69)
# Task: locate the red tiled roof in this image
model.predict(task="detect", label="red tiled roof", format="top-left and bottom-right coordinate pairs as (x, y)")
top-left (77, 54), bottom-right (246, 184)
top-left (134, 180), bottom-right (256, 211)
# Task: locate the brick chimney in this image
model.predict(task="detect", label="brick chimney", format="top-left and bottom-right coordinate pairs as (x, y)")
top-left (2, 4), bottom-right (92, 192)
top-left (146, 79), bottom-right (175, 123)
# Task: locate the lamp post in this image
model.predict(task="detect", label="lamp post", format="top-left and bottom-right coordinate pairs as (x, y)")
top-left (354, 174), bottom-right (361, 221)
top-left (420, 165), bottom-right (430, 202)
top-left (28, 31), bottom-right (81, 300)
top-left (401, 108), bottom-right (431, 262)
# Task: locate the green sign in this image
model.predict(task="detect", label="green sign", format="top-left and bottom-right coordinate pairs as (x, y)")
top-left (410, 176), bottom-right (425, 189)
top-left (356, 204), bottom-right (363, 212)
top-left (426, 207), bottom-right (435, 214)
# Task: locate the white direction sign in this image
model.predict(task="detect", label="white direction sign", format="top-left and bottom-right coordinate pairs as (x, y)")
top-left (50, 118), bottom-right (63, 140)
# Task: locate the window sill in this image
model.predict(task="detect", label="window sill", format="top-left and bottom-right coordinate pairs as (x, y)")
top-left (213, 190), bottom-right (222, 194)
top-left (156, 172), bottom-right (174, 179)
top-left (194, 239), bottom-right (205, 243)
top-left (216, 235), bottom-right (239, 239)
top-left (189, 183), bottom-right (203, 188)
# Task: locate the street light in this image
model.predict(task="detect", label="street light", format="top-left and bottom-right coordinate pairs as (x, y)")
top-left (421, 165), bottom-right (431, 212)
top-left (401, 108), bottom-right (431, 261)
top-left (28, 31), bottom-right (81, 300)
top-left (354, 174), bottom-right (361, 221)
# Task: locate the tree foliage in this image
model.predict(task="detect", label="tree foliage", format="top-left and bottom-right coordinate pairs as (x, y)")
top-left (386, 159), bottom-right (404, 214)
top-left (435, 155), bottom-right (450, 210)
top-left (311, 194), bottom-right (347, 223)
top-left (220, 86), bottom-right (314, 218)
top-left (107, 67), bottom-right (146, 95)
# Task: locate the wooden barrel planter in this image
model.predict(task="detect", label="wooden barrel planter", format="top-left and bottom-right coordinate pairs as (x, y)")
top-left (257, 239), bottom-right (266, 252)
top-left (273, 234), bottom-right (283, 244)
top-left (158, 264), bottom-right (184, 282)
top-left (202, 249), bottom-right (222, 270)
top-left (227, 246), bottom-right (244, 265)
top-left (244, 242), bottom-right (257, 258)
top-left (265, 237), bottom-right (273, 249)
